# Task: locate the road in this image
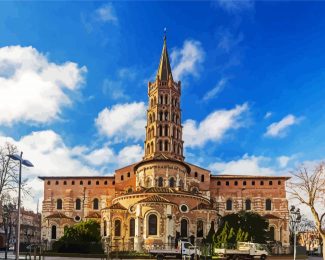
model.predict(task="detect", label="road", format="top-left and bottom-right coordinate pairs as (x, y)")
top-left (0, 251), bottom-right (323, 260)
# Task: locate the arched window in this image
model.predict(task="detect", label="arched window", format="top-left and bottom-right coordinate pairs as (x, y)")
top-left (57, 199), bottom-right (62, 210)
top-left (159, 140), bottom-right (163, 151)
top-left (93, 198), bottom-right (99, 210)
top-left (159, 95), bottom-right (163, 104)
top-left (169, 177), bottom-right (175, 188)
top-left (153, 112), bottom-right (155, 121)
top-left (245, 199), bottom-right (251, 211)
top-left (164, 125), bottom-right (168, 136)
top-left (129, 218), bottom-right (135, 237)
top-left (159, 111), bottom-right (163, 121)
top-left (173, 126), bottom-right (176, 137)
top-left (226, 199), bottom-right (232, 210)
top-left (51, 225), bottom-right (57, 239)
top-left (150, 142), bottom-right (154, 153)
top-left (165, 112), bottom-right (168, 121)
top-left (197, 220), bottom-right (204, 237)
top-left (181, 219), bottom-right (188, 237)
top-left (114, 219), bottom-right (121, 236)
top-left (158, 177), bottom-right (164, 187)
top-left (194, 172), bottom-right (198, 178)
top-left (164, 140), bottom-right (169, 151)
top-left (146, 144), bottom-right (150, 154)
top-left (269, 226), bottom-right (275, 241)
top-left (265, 199), bottom-right (272, 211)
top-left (201, 175), bottom-right (205, 182)
top-left (148, 214), bottom-right (158, 235)
top-left (103, 220), bottom-right (107, 236)
top-left (75, 199), bottom-right (81, 210)
top-left (165, 95), bottom-right (168, 104)
top-left (149, 114), bottom-right (152, 124)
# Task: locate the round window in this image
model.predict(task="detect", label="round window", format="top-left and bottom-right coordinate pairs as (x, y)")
top-left (180, 204), bottom-right (188, 213)
top-left (74, 215), bottom-right (81, 222)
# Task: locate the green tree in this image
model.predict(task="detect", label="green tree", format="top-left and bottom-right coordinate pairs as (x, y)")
top-left (52, 220), bottom-right (103, 253)
top-left (213, 211), bottom-right (269, 250)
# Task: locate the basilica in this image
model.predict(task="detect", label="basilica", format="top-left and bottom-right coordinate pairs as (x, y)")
top-left (39, 36), bottom-right (290, 251)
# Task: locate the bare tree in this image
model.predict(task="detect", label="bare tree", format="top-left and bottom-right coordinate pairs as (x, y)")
top-left (0, 143), bottom-right (19, 197)
top-left (0, 193), bottom-right (17, 259)
top-left (288, 163), bottom-right (325, 259)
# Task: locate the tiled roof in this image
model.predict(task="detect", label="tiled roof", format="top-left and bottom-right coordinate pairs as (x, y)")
top-left (211, 175), bottom-right (290, 180)
top-left (106, 202), bottom-right (127, 210)
top-left (137, 195), bottom-right (173, 204)
top-left (85, 212), bottom-right (101, 218)
top-left (45, 212), bottom-right (72, 219)
top-left (263, 214), bottom-right (281, 219)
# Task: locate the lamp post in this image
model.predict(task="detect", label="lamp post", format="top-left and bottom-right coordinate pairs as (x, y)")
top-left (290, 205), bottom-right (301, 260)
top-left (7, 152), bottom-right (34, 260)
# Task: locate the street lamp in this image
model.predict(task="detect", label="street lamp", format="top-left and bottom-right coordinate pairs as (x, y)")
top-left (290, 205), bottom-right (301, 260)
top-left (7, 152), bottom-right (34, 260)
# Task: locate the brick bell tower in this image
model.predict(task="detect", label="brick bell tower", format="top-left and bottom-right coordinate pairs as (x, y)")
top-left (144, 35), bottom-right (184, 161)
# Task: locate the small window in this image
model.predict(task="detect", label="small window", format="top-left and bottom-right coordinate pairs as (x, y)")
top-left (158, 177), bottom-right (164, 187)
top-left (93, 198), bottom-right (99, 210)
top-left (194, 172), bottom-right (198, 177)
top-left (278, 180), bottom-right (281, 185)
top-left (72, 181), bottom-right (75, 185)
top-left (251, 181), bottom-right (255, 186)
top-left (127, 172), bottom-right (130, 178)
top-left (80, 180), bottom-right (83, 185)
top-left (234, 181), bottom-right (238, 186)
top-left (51, 225), bottom-right (57, 240)
top-left (129, 218), bottom-right (135, 237)
top-left (201, 175), bottom-right (205, 182)
top-left (245, 199), bottom-right (251, 210)
top-left (57, 199), bottom-right (63, 210)
top-left (112, 181), bottom-right (115, 185)
top-left (63, 181), bottom-right (67, 185)
top-left (121, 175), bottom-right (124, 181)
top-left (269, 180), bottom-right (273, 185)
top-left (96, 181), bottom-right (99, 185)
top-left (55, 181), bottom-right (59, 185)
top-left (104, 180), bottom-right (108, 185)
top-left (75, 216), bottom-right (81, 222)
top-left (88, 180), bottom-right (91, 185)
top-left (169, 177), bottom-right (175, 188)
top-left (217, 181), bottom-right (221, 186)
top-left (148, 214), bottom-right (158, 236)
top-left (47, 181), bottom-right (51, 185)
top-left (260, 181), bottom-right (264, 186)
top-left (226, 199), bottom-right (232, 210)
top-left (266, 199), bottom-right (272, 211)
top-left (243, 181), bottom-right (247, 186)
top-left (76, 199), bottom-right (81, 210)
top-left (226, 181), bottom-right (229, 186)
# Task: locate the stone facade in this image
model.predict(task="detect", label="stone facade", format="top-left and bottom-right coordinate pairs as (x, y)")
top-left (39, 36), bottom-right (290, 250)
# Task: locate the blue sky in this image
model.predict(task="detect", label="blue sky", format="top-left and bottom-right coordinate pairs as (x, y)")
top-left (1, 1), bottom-right (325, 209)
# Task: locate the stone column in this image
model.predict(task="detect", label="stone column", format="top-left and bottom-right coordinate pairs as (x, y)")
top-left (134, 205), bottom-right (142, 252)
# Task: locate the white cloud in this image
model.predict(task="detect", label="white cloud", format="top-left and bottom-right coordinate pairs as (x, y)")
top-left (203, 78), bottom-right (227, 101)
top-left (0, 45), bottom-right (86, 125)
top-left (265, 114), bottom-right (300, 138)
top-left (218, 31), bottom-right (244, 53)
top-left (209, 154), bottom-right (275, 175)
top-left (277, 155), bottom-right (293, 168)
top-left (264, 112), bottom-right (272, 119)
top-left (95, 102), bottom-right (146, 142)
top-left (215, 0), bottom-right (254, 13)
top-left (117, 145), bottom-right (143, 167)
top-left (183, 103), bottom-right (249, 147)
top-left (0, 130), bottom-right (144, 211)
top-left (95, 3), bottom-right (118, 24)
top-left (171, 40), bottom-right (205, 81)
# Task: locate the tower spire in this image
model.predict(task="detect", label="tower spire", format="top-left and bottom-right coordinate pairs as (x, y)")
top-left (156, 31), bottom-right (173, 81)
